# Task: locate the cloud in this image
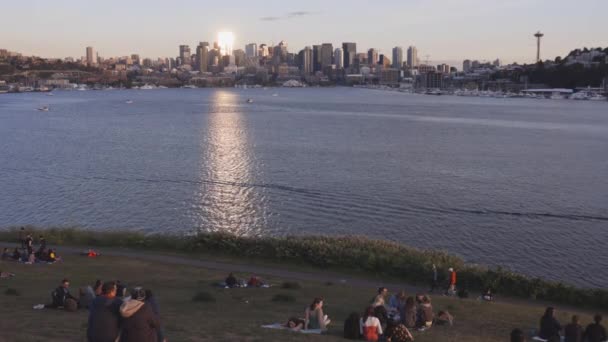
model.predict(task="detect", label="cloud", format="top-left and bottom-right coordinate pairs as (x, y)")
top-left (260, 11), bottom-right (319, 21)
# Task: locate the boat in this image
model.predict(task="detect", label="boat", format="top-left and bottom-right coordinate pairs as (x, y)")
top-left (246, 98), bottom-right (254, 103)
top-left (182, 85), bottom-right (197, 89)
top-left (588, 94), bottom-right (607, 101)
top-left (140, 84), bottom-right (156, 90)
top-left (37, 106), bottom-right (49, 111)
top-left (125, 100), bottom-right (133, 104)
top-left (46, 92), bottom-right (54, 96)
top-left (272, 93), bottom-right (279, 97)
top-left (550, 93), bottom-right (566, 100)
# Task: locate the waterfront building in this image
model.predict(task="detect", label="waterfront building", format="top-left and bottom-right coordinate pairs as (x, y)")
top-left (463, 59), bottom-right (472, 73)
top-left (196, 43), bottom-right (209, 72)
top-left (246, 43), bottom-right (258, 58)
top-left (379, 54), bottom-right (391, 68)
top-left (379, 68), bottom-right (400, 85)
top-left (407, 46), bottom-right (418, 68)
top-left (472, 60), bottom-right (480, 69)
top-left (368, 48), bottom-right (378, 66)
top-left (334, 48), bottom-right (344, 69)
top-left (321, 43), bottom-right (333, 68)
top-left (179, 45), bottom-right (191, 65)
top-left (418, 64), bottom-right (436, 73)
top-left (342, 42), bottom-right (356, 69)
top-left (299, 46), bottom-right (313, 75)
top-left (420, 71), bottom-right (444, 89)
top-left (131, 54), bottom-right (140, 65)
top-left (233, 49), bottom-right (246, 66)
top-left (493, 58), bottom-right (501, 67)
top-left (313, 45), bottom-right (322, 72)
top-left (392, 47), bottom-right (403, 69)
top-left (259, 44), bottom-right (269, 57)
top-left (86, 46), bottom-right (96, 66)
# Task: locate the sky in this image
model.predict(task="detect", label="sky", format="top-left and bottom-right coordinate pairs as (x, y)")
top-left (2, 0), bottom-right (607, 66)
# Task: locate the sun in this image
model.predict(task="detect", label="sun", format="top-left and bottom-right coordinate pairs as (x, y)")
top-left (218, 31), bottom-right (235, 56)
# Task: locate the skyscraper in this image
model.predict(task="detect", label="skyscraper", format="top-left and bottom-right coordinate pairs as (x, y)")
top-left (245, 43), bottom-right (258, 58)
top-left (392, 47), bottom-right (403, 69)
top-left (179, 45), bottom-right (191, 65)
top-left (301, 46), bottom-right (313, 75)
top-left (463, 59), bottom-right (471, 73)
top-left (196, 43), bottom-right (209, 72)
top-left (86, 46), bottom-right (95, 66)
top-left (313, 45), bottom-right (322, 72)
top-left (334, 48), bottom-right (344, 69)
top-left (407, 46), bottom-right (418, 68)
top-left (342, 42), bottom-right (356, 68)
top-left (321, 43), bottom-right (333, 68)
top-left (367, 49), bottom-right (378, 65)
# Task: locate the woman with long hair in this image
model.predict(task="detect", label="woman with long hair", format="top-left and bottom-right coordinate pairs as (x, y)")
top-left (304, 297), bottom-right (330, 330)
top-left (360, 306), bottom-right (383, 341)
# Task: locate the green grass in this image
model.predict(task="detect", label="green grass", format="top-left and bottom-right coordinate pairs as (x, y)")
top-left (1, 226), bottom-right (607, 311)
top-left (0, 252), bottom-right (604, 342)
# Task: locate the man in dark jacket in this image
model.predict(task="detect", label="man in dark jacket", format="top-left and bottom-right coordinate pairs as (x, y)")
top-left (46, 279), bottom-right (78, 309)
top-left (87, 281), bottom-right (123, 342)
top-left (539, 307), bottom-right (562, 340)
top-left (564, 315), bottom-right (583, 342)
top-left (120, 287), bottom-right (160, 342)
top-left (584, 314), bottom-right (608, 342)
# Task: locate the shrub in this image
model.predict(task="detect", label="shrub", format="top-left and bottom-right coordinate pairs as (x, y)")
top-left (272, 293), bottom-right (296, 302)
top-left (192, 291), bottom-right (215, 302)
top-left (281, 282), bottom-right (302, 290)
top-left (5, 288), bottom-right (20, 296)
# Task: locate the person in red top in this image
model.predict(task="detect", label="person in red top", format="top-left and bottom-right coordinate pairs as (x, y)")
top-left (360, 306), bottom-right (383, 341)
top-left (448, 268), bottom-right (457, 295)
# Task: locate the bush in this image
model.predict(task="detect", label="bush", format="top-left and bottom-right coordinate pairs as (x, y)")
top-left (272, 293), bottom-right (296, 303)
top-left (2, 227), bottom-right (607, 310)
top-left (5, 288), bottom-right (20, 296)
top-left (192, 291), bottom-right (215, 303)
top-left (281, 282), bottom-right (301, 290)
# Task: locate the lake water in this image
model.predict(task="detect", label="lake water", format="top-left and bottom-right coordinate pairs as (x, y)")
top-left (1, 88), bottom-right (607, 287)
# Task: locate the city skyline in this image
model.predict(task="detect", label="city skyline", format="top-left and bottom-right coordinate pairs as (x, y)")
top-left (2, 0), bottom-right (608, 65)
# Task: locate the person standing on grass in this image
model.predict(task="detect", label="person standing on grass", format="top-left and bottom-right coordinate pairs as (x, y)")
top-left (447, 268), bottom-right (457, 295)
top-left (430, 264), bottom-right (438, 293)
top-left (24, 233), bottom-right (33, 255)
top-left (539, 307), bottom-right (562, 341)
top-left (564, 315), bottom-right (583, 342)
top-left (18, 227), bottom-right (26, 249)
top-left (87, 281), bottom-right (123, 342)
top-left (584, 314), bottom-right (607, 342)
top-left (360, 306), bottom-right (383, 342)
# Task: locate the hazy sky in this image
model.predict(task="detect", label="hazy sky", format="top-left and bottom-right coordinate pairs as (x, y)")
top-left (2, 0), bottom-right (607, 65)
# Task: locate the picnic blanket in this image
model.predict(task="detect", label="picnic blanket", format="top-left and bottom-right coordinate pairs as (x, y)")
top-left (261, 323), bottom-right (323, 334)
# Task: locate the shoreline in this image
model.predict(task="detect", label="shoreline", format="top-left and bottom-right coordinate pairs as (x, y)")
top-left (1, 226), bottom-right (606, 311)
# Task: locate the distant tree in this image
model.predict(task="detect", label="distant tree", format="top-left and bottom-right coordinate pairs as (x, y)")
top-left (555, 56), bottom-right (562, 64)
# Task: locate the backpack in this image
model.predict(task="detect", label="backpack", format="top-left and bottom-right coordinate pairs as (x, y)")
top-left (343, 312), bottom-right (361, 339)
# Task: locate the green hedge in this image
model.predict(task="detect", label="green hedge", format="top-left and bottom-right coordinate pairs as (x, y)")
top-left (1, 226), bottom-right (606, 310)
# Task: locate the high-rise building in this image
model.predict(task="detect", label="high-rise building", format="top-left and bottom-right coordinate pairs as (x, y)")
top-left (321, 43), bottom-right (333, 68)
top-left (233, 49), bottom-right (246, 66)
top-left (379, 54), bottom-right (391, 68)
top-left (86, 46), bottom-right (95, 66)
top-left (179, 45), bottom-right (191, 65)
top-left (196, 43), bottom-right (209, 72)
top-left (463, 59), bottom-right (472, 73)
top-left (342, 42), bottom-right (356, 68)
top-left (392, 47), bottom-right (403, 69)
top-left (367, 49), bottom-right (378, 65)
top-left (334, 48), bottom-right (344, 69)
top-left (131, 54), bottom-right (140, 65)
top-left (407, 46), bottom-right (418, 68)
top-left (313, 45), bottom-right (322, 72)
top-left (259, 44), bottom-right (269, 57)
top-left (246, 43), bottom-right (258, 58)
top-left (301, 46), bottom-right (313, 75)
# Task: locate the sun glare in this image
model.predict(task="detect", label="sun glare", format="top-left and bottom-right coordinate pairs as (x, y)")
top-left (218, 31), bottom-right (235, 56)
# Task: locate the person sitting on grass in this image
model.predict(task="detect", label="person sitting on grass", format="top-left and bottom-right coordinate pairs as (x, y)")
top-left (11, 247), bottom-right (21, 261)
top-left (120, 287), bottom-right (160, 342)
top-left (34, 278), bottom-right (79, 310)
top-left (539, 307), bottom-right (562, 341)
top-left (247, 275), bottom-right (264, 287)
top-left (285, 317), bottom-right (306, 331)
top-left (46, 249), bottom-right (58, 263)
top-left (372, 287), bottom-right (388, 308)
top-left (304, 297), bottom-right (330, 331)
top-left (416, 296), bottom-right (434, 330)
top-left (24, 251), bottom-right (36, 264)
top-left (400, 296), bottom-right (417, 328)
top-left (482, 288), bottom-right (494, 301)
top-left (510, 328), bottom-right (526, 342)
top-left (87, 281), bottom-right (123, 342)
top-left (386, 323), bottom-right (414, 342)
top-left (389, 290), bottom-right (406, 313)
top-left (360, 306), bottom-right (383, 342)
top-left (225, 273), bottom-right (238, 288)
top-left (0, 270), bottom-right (16, 278)
top-left (583, 314), bottom-right (607, 342)
top-left (564, 315), bottom-right (583, 342)
top-left (435, 311), bottom-right (454, 326)
top-left (1, 248), bottom-right (11, 260)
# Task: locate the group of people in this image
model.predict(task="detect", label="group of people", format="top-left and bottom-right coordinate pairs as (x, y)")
top-left (510, 307), bottom-right (607, 342)
top-left (2, 227), bottom-right (59, 264)
top-left (223, 273), bottom-right (269, 288)
top-left (356, 287), bottom-right (453, 341)
top-left (34, 278), bottom-right (167, 342)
